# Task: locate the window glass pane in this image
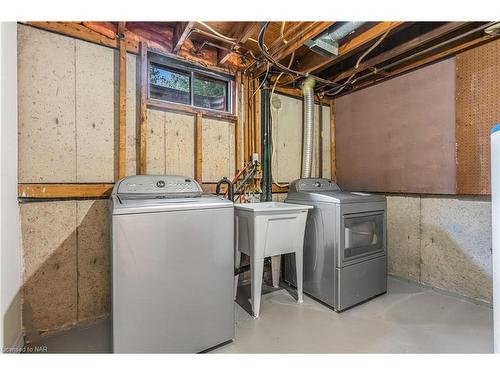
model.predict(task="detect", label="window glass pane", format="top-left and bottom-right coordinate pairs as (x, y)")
top-left (193, 74), bottom-right (228, 111)
top-left (150, 63), bottom-right (190, 104)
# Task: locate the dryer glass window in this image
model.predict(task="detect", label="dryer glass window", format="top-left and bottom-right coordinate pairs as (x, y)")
top-left (343, 213), bottom-right (384, 259)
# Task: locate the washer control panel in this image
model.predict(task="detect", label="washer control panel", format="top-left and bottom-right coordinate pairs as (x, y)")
top-left (116, 175), bottom-right (203, 197)
top-left (289, 178), bottom-right (341, 193)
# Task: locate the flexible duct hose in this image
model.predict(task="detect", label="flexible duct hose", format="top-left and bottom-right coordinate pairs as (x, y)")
top-left (301, 77), bottom-right (315, 178)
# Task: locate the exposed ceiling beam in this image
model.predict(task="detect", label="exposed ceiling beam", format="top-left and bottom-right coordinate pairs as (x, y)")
top-left (336, 33), bottom-right (498, 97)
top-left (218, 22), bottom-right (258, 65)
top-left (329, 22), bottom-right (470, 83)
top-left (173, 21), bottom-right (195, 54)
top-left (27, 21), bottom-right (139, 53)
top-left (293, 22), bottom-right (404, 75)
top-left (253, 22), bottom-right (334, 76)
top-left (271, 22), bottom-right (335, 62)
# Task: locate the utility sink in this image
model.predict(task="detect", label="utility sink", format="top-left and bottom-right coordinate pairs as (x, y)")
top-left (234, 201), bottom-right (313, 259)
top-left (234, 201), bottom-right (313, 317)
top-left (234, 201), bottom-right (312, 214)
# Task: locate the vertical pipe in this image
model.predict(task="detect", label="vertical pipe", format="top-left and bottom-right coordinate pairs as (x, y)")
top-left (492, 123), bottom-right (500, 353)
top-left (330, 100), bottom-right (336, 181)
top-left (261, 78), bottom-right (272, 202)
top-left (318, 97), bottom-right (323, 178)
top-left (118, 23), bottom-right (127, 179)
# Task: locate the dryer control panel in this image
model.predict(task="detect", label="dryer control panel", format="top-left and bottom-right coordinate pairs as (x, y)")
top-left (115, 175), bottom-right (203, 197)
top-left (288, 178), bottom-right (341, 193)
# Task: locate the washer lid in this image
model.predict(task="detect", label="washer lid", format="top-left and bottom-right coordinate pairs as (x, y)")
top-left (287, 178), bottom-right (385, 204)
top-left (112, 195), bottom-right (233, 215)
top-left (111, 175), bottom-right (233, 215)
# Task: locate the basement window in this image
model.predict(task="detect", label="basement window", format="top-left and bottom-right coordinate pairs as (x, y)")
top-left (149, 54), bottom-right (233, 113)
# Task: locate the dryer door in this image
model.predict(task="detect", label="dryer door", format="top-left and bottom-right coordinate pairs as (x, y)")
top-left (339, 211), bottom-right (386, 267)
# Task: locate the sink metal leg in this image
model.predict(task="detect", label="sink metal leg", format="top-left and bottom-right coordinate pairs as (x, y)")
top-left (250, 257), bottom-right (264, 318)
top-left (271, 255), bottom-right (281, 288)
top-left (295, 250), bottom-right (303, 303)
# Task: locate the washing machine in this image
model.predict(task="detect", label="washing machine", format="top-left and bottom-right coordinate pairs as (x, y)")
top-left (110, 175), bottom-right (234, 353)
top-left (285, 178), bottom-right (387, 311)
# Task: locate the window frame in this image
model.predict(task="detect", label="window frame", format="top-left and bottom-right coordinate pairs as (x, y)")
top-left (148, 52), bottom-right (235, 115)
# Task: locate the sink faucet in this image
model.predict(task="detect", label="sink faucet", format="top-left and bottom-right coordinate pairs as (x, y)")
top-left (216, 177), bottom-right (234, 201)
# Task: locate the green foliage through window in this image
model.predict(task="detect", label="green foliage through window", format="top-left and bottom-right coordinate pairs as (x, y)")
top-left (149, 57), bottom-right (232, 112)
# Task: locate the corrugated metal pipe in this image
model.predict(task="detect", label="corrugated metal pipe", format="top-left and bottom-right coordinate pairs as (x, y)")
top-left (301, 77), bottom-right (315, 178)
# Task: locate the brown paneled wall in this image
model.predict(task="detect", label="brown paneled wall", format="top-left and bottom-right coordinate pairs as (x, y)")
top-left (335, 38), bottom-right (500, 196)
top-left (335, 58), bottom-right (457, 194)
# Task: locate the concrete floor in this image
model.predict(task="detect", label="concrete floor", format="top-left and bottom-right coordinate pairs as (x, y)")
top-left (25, 277), bottom-right (494, 353)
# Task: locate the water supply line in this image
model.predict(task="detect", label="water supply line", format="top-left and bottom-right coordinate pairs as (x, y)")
top-left (301, 77), bottom-right (315, 178)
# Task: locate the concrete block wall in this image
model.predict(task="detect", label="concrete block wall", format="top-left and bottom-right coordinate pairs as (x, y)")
top-left (387, 195), bottom-right (492, 303)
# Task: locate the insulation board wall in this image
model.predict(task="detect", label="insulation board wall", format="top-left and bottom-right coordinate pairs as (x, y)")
top-left (20, 200), bottom-right (110, 341)
top-left (18, 24), bottom-right (138, 183)
top-left (17, 24), bottom-right (136, 339)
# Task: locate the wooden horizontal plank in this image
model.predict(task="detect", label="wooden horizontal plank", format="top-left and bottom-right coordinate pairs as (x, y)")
top-left (273, 85), bottom-right (331, 105)
top-left (27, 21), bottom-right (139, 53)
top-left (18, 184), bottom-right (115, 199)
top-left (201, 183), bottom-right (289, 194)
top-left (147, 98), bottom-right (238, 122)
top-left (18, 182), bottom-right (289, 199)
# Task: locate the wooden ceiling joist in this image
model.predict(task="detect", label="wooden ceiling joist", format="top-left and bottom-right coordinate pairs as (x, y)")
top-left (291, 22), bottom-right (403, 76)
top-left (253, 22), bottom-right (334, 76)
top-left (173, 21), bottom-right (195, 54)
top-left (270, 22), bottom-right (335, 62)
top-left (339, 32), bottom-right (499, 96)
top-left (218, 22), bottom-right (258, 66)
top-left (328, 22), bottom-right (470, 83)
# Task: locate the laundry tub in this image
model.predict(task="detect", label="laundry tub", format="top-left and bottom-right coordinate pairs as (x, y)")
top-left (234, 202), bottom-right (312, 317)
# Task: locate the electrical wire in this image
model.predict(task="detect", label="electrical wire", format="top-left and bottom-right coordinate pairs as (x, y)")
top-left (325, 28), bottom-right (391, 96)
top-left (251, 62), bottom-right (270, 99)
top-left (257, 22), bottom-right (343, 90)
top-left (280, 21), bottom-right (288, 44)
top-left (321, 22), bottom-right (497, 97)
top-left (197, 21), bottom-right (237, 41)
